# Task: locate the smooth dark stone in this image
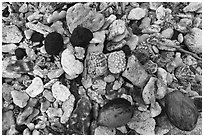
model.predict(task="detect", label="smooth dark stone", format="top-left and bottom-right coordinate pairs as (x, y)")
top-left (30, 31), bottom-right (44, 42)
top-left (15, 48), bottom-right (27, 60)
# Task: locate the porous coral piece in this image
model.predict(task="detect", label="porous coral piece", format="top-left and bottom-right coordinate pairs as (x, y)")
top-left (87, 52), bottom-right (107, 78)
top-left (47, 10), bottom-right (66, 23)
top-left (61, 48), bottom-right (83, 79)
top-left (44, 32), bottom-right (64, 55)
top-left (175, 65), bottom-right (196, 86)
top-left (108, 50), bottom-right (126, 74)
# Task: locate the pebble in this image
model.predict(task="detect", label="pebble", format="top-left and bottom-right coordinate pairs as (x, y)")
top-left (108, 19), bottom-right (126, 40)
top-left (2, 25), bottom-right (23, 43)
top-left (126, 34), bottom-right (139, 51)
top-left (101, 14), bottom-right (117, 30)
top-left (24, 29), bottom-right (34, 40)
top-left (46, 107), bottom-right (63, 118)
top-left (139, 17), bottom-right (151, 29)
top-left (26, 77), bottom-right (44, 98)
top-left (2, 44), bottom-right (17, 53)
top-left (183, 2), bottom-right (202, 13)
top-left (70, 26), bottom-right (93, 48)
top-left (27, 11), bottom-right (43, 22)
top-left (142, 77), bottom-right (157, 105)
top-left (2, 83), bottom-right (13, 102)
top-left (51, 81), bottom-right (71, 101)
top-left (23, 128), bottom-right (31, 135)
top-left (94, 126), bottom-right (116, 135)
top-left (60, 94), bottom-right (75, 124)
top-left (48, 68), bottom-right (64, 79)
top-left (11, 90), bottom-right (29, 108)
top-left (150, 102), bottom-right (162, 117)
top-left (74, 47), bottom-right (85, 60)
top-left (19, 3), bottom-right (28, 13)
top-left (104, 75), bottom-right (115, 83)
top-left (128, 8), bottom-right (146, 20)
top-left (177, 33), bottom-right (184, 43)
top-left (90, 30), bottom-right (106, 44)
top-left (61, 48), bottom-right (83, 79)
top-left (122, 55), bottom-right (148, 87)
top-left (43, 90), bottom-right (55, 102)
top-left (184, 27), bottom-right (202, 54)
top-left (30, 31), bottom-right (44, 42)
top-left (2, 111), bottom-right (15, 132)
top-left (161, 28), bottom-right (174, 39)
top-left (44, 32), bottom-right (64, 55)
top-left (47, 10), bottom-right (66, 24)
top-left (128, 117), bottom-right (156, 135)
top-left (26, 22), bottom-right (54, 35)
top-left (108, 50), bottom-right (126, 74)
top-left (15, 48), bottom-right (27, 60)
top-left (32, 129), bottom-right (40, 135)
top-left (50, 21), bottom-right (65, 35)
top-left (40, 100), bottom-right (50, 112)
top-left (66, 3), bottom-right (105, 33)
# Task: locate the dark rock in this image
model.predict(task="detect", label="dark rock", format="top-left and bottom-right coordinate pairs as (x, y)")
top-left (15, 48), bottom-right (27, 60)
top-left (97, 98), bottom-right (133, 128)
top-left (15, 124), bottom-right (27, 132)
top-left (30, 31), bottom-right (44, 42)
top-left (70, 26), bottom-right (93, 48)
top-left (165, 90), bottom-right (199, 131)
top-left (44, 32), bottom-right (64, 55)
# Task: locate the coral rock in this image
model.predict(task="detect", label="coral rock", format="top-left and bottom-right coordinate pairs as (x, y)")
top-left (2, 25), bottom-right (23, 43)
top-left (108, 50), bottom-right (126, 74)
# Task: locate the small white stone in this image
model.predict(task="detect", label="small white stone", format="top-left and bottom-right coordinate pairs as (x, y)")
top-left (11, 90), bottom-right (29, 108)
top-left (2, 44), bottom-right (17, 53)
top-left (183, 2), bottom-right (202, 12)
top-left (128, 8), bottom-right (146, 20)
top-left (104, 75), bottom-right (115, 83)
top-left (51, 81), bottom-right (71, 101)
top-left (108, 19), bottom-right (126, 40)
top-left (94, 126), bottom-right (116, 135)
top-left (150, 102), bottom-right (162, 117)
top-left (26, 77), bottom-right (44, 98)
top-left (161, 28), bottom-right (174, 39)
top-left (61, 48), bottom-right (83, 79)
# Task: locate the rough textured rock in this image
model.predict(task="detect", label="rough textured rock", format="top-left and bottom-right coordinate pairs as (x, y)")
top-left (66, 3), bottom-right (105, 33)
top-left (184, 28), bottom-right (202, 54)
top-left (2, 25), bottom-right (23, 43)
top-left (11, 90), bottom-right (29, 108)
top-left (108, 19), bottom-right (126, 40)
top-left (122, 55), bottom-right (148, 87)
top-left (2, 111), bottom-right (15, 132)
top-left (51, 81), bottom-right (71, 101)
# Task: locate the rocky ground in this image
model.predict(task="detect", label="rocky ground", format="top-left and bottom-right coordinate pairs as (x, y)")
top-left (2, 2), bottom-right (202, 135)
